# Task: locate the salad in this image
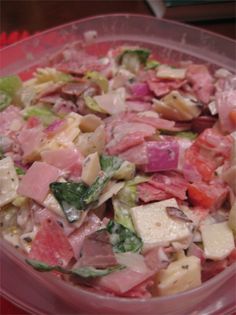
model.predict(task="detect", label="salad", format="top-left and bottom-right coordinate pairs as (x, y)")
top-left (0, 42), bottom-right (235, 299)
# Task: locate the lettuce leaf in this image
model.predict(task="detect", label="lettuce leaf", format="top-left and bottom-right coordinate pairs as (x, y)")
top-left (23, 105), bottom-right (57, 126)
top-left (50, 155), bottom-right (123, 222)
top-left (26, 259), bottom-right (123, 278)
top-left (107, 220), bottom-right (142, 253)
top-left (85, 71), bottom-right (109, 93)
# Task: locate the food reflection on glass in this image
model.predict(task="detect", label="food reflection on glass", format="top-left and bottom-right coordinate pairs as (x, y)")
top-left (0, 42), bottom-right (235, 299)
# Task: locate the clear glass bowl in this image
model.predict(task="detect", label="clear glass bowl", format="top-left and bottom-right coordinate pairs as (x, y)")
top-left (0, 14), bottom-right (235, 315)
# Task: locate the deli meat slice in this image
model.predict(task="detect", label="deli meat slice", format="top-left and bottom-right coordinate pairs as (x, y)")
top-left (94, 267), bottom-right (155, 295)
top-left (17, 161), bottom-right (60, 203)
top-left (138, 171), bottom-right (188, 202)
top-left (28, 219), bottom-right (74, 267)
top-left (77, 230), bottom-right (117, 268)
top-left (68, 214), bottom-right (103, 258)
top-left (186, 64), bottom-right (214, 104)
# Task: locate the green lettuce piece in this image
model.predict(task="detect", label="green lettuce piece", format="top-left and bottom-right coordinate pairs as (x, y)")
top-left (0, 75), bottom-right (22, 97)
top-left (85, 71), bottom-right (109, 93)
top-left (50, 182), bottom-right (87, 222)
top-left (176, 131), bottom-right (197, 140)
top-left (84, 96), bottom-right (106, 113)
top-left (23, 105), bottom-right (57, 126)
top-left (113, 199), bottom-right (135, 232)
top-left (107, 220), bottom-right (142, 253)
top-left (118, 49), bottom-right (150, 64)
top-left (15, 167), bottom-right (25, 175)
top-left (100, 155), bottom-right (123, 176)
top-left (0, 91), bottom-right (12, 111)
top-left (113, 175), bottom-right (149, 231)
top-left (0, 75), bottom-right (22, 111)
top-left (50, 155), bottom-right (123, 222)
top-left (26, 259), bottom-right (123, 278)
top-left (145, 59), bottom-right (160, 70)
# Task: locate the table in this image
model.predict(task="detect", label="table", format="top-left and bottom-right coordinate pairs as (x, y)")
top-left (0, 1), bottom-right (235, 314)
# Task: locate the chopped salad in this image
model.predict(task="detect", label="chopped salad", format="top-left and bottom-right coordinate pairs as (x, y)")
top-left (0, 43), bottom-right (236, 298)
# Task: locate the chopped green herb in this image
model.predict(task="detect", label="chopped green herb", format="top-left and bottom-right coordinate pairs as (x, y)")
top-left (23, 105), bottom-right (57, 126)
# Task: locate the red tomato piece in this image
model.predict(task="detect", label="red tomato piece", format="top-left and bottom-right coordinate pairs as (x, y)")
top-left (188, 181), bottom-right (228, 209)
top-left (28, 219), bottom-right (74, 267)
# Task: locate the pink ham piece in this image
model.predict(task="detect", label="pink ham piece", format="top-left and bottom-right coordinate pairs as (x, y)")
top-left (68, 214), bottom-right (103, 259)
top-left (147, 78), bottom-right (186, 97)
top-left (106, 122), bottom-right (156, 155)
top-left (0, 105), bottom-right (23, 136)
top-left (215, 76), bottom-right (236, 133)
top-left (126, 101), bottom-right (152, 113)
top-left (138, 171), bottom-right (188, 203)
top-left (119, 143), bottom-right (148, 165)
top-left (186, 64), bottom-right (214, 104)
top-left (41, 148), bottom-right (83, 174)
top-left (17, 161), bottom-right (60, 203)
top-left (28, 218), bottom-right (74, 267)
top-left (128, 82), bottom-right (151, 99)
top-left (17, 125), bottom-right (44, 160)
top-left (77, 230), bottom-right (117, 268)
top-left (94, 267), bottom-right (155, 296)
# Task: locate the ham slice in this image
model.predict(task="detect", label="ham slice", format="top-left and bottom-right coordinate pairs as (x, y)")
top-left (17, 125), bottom-right (44, 160)
top-left (77, 230), bottom-right (117, 268)
top-left (17, 161), bottom-right (60, 203)
top-left (186, 64), bottom-right (214, 104)
top-left (41, 148), bottom-right (83, 173)
top-left (147, 78), bottom-right (186, 97)
top-left (0, 105), bottom-right (23, 136)
top-left (126, 101), bottom-right (152, 112)
top-left (68, 214), bottom-right (103, 259)
top-left (138, 171), bottom-right (188, 203)
top-left (94, 267), bottom-right (155, 295)
top-left (28, 218), bottom-right (74, 267)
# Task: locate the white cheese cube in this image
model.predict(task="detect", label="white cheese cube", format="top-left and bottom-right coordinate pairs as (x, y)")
top-left (0, 157), bottom-right (19, 207)
top-left (200, 222), bottom-right (235, 260)
top-left (81, 152), bottom-right (101, 186)
top-left (157, 256), bottom-right (201, 296)
top-left (156, 65), bottom-right (186, 80)
top-left (229, 202), bottom-right (236, 234)
top-left (130, 199), bottom-right (191, 250)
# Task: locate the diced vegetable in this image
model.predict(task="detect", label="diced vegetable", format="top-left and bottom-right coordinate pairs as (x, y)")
top-left (118, 48), bottom-right (150, 73)
top-left (50, 155), bottom-right (122, 222)
top-left (107, 220), bottom-right (142, 253)
top-left (0, 75), bottom-right (22, 97)
top-left (156, 65), bottom-right (186, 80)
top-left (23, 105), bottom-right (57, 126)
top-left (84, 96), bottom-right (106, 113)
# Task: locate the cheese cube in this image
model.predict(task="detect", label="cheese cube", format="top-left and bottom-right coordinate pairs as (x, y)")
top-left (81, 152), bottom-right (101, 186)
top-left (229, 202), bottom-right (236, 234)
top-left (200, 222), bottom-right (235, 260)
top-left (157, 256), bottom-right (201, 296)
top-left (0, 157), bottom-right (19, 207)
top-left (130, 199), bottom-right (191, 250)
